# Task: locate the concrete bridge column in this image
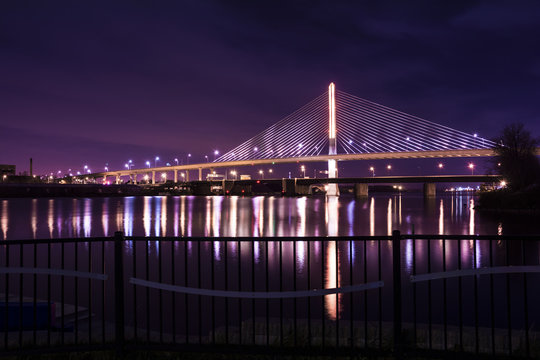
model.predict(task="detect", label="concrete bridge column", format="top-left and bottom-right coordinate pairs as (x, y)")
top-left (282, 178), bottom-right (296, 196)
top-left (174, 170), bottom-right (178, 183)
top-left (152, 171), bottom-right (156, 185)
top-left (424, 183), bottom-right (436, 197)
top-left (186, 170), bottom-right (189, 182)
top-left (115, 175), bottom-right (121, 184)
top-left (354, 183), bottom-right (368, 197)
top-left (295, 183), bottom-right (310, 195)
top-left (198, 168), bottom-right (202, 181)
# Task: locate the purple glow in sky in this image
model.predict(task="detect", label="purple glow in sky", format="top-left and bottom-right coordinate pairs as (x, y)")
top-left (1, 1), bottom-right (539, 176)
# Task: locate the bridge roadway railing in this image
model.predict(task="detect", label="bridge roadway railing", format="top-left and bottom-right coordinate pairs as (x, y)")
top-left (0, 232), bottom-right (539, 358)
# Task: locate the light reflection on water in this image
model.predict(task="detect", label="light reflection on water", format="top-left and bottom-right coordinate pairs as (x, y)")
top-left (1, 193), bottom-right (534, 241)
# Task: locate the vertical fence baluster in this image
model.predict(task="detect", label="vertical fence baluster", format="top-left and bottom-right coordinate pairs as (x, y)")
top-left (61, 241), bottom-right (65, 345)
top-left (412, 234), bottom-right (417, 346)
top-left (159, 238), bottom-right (163, 344)
top-left (378, 237), bottom-right (382, 349)
top-left (184, 240), bottom-right (188, 344)
top-left (198, 240), bottom-right (202, 345)
top-left (266, 239), bottom-right (269, 346)
top-left (458, 239), bottom-right (463, 352)
top-left (489, 239), bottom-right (495, 356)
top-left (4, 245), bottom-right (8, 350)
top-left (114, 232), bottom-right (125, 357)
top-left (294, 239), bottom-right (297, 347)
top-left (133, 237), bottom-right (137, 343)
top-left (522, 239), bottom-right (530, 358)
top-left (307, 239), bottom-right (311, 348)
top-left (145, 238), bottom-right (150, 343)
top-left (101, 239), bottom-right (105, 344)
top-left (321, 239), bottom-right (325, 349)
top-left (392, 230), bottom-right (402, 357)
top-left (427, 238), bottom-right (432, 350)
top-left (237, 239), bottom-right (242, 345)
top-left (48, 242), bottom-right (51, 347)
top-left (171, 240), bottom-right (176, 345)
top-left (18, 243), bottom-right (23, 350)
top-left (363, 239), bottom-right (367, 349)
top-left (335, 238), bottom-right (339, 348)
top-left (224, 240), bottom-right (228, 345)
top-left (474, 238), bottom-right (479, 356)
top-left (349, 239), bottom-right (353, 351)
top-left (280, 238), bottom-right (284, 347)
top-left (443, 237), bottom-right (447, 351)
top-left (88, 241), bottom-right (92, 345)
top-left (211, 240), bottom-right (215, 345)
top-left (252, 240), bottom-right (256, 345)
top-left (33, 243), bottom-right (37, 346)
top-left (506, 239), bottom-right (512, 356)
top-left (75, 241), bottom-right (78, 344)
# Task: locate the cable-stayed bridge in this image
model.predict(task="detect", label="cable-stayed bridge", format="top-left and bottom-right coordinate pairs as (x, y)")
top-left (89, 83), bottom-right (508, 194)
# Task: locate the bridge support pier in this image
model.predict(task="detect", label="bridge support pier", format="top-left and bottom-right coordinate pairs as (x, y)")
top-left (186, 171), bottom-right (189, 182)
top-left (354, 183), bottom-right (368, 197)
top-left (198, 168), bottom-right (202, 181)
top-left (424, 183), bottom-right (436, 197)
top-left (282, 179), bottom-right (296, 196)
top-left (295, 183), bottom-right (310, 196)
top-left (152, 171), bottom-right (155, 185)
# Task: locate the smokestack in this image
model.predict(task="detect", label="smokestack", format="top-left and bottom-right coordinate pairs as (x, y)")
top-left (30, 158), bottom-right (33, 177)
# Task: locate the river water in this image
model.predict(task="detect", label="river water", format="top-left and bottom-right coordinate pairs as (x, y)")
top-left (0, 194), bottom-right (538, 347)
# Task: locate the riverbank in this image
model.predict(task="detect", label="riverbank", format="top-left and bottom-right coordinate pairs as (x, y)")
top-left (477, 186), bottom-right (540, 211)
top-left (0, 183), bottom-right (150, 197)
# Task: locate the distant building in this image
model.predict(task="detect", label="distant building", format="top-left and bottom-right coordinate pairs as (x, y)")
top-left (0, 164), bottom-right (16, 178)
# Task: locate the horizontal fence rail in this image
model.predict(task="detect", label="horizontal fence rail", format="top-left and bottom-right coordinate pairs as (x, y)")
top-left (0, 232), bottom-right (538, 359)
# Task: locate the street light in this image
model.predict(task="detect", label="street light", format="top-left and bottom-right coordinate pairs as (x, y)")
top-left (174, 158), bottom-right (179, 166)
top-left (155, 156), bottom-right (160, 167)
top-left (468, 163), bottom-right (475, 175)
top-left (369, 166), bottom-right (375, 177)
top-left (230, 170), bottom-right (237, 180)
top-left (214, 150), bottom-right (219, 161)
top-left (146, 161), bottom-right (151, 168)
top-left (301, 165), bottom-right (306, 178)
top-left (259, 170), bottom-right (264, 179)
top-left (386, 164), bottom-right (392, 174)
top-left (187, 153), bottom-right (191, 164)
top-left (181, 172), bottom-right (185, 181)
top-left (205, 155), bottom-right (209, 162)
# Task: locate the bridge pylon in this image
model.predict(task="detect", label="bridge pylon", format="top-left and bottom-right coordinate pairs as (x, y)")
top-left (327, 82), bottom-right (339, 196)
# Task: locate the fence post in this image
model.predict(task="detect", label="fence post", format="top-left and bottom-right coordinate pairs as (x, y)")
top-left (114, 231), bottom-right (125, 358)
top-left (392, 230), bottom-right (402, 356)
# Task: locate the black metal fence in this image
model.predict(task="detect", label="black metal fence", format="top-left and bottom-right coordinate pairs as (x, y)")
top-left (0, 232), bottom-right (539, 358)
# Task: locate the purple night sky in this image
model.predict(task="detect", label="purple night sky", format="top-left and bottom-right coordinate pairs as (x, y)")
top-left (1, 1), bottom-right (539, 177)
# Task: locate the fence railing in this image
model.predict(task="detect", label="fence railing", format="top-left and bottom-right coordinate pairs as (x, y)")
top-left (0, 232), bottom-right (539, 358)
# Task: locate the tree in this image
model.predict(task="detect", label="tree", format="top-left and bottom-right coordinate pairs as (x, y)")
top-left (493, 123), bottom-right (540, 190)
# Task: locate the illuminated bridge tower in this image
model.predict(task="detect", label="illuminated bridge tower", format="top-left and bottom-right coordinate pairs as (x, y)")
top-left (327, 82), bottom-right (339, 196)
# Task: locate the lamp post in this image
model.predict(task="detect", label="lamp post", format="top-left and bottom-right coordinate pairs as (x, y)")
top-left (155, 156), bottom-right (160, 167)
top-left (174, 158), bottom-right (179, 166)
top-left (386, 164), bottom-right (392, 175)
top-left (468, 163), bottom-right (475, 176)
top-left (214, 150), bottom-right (219, 161)
top-left (259, 170), bottom-right (264, 179)
top-left (438, 163), bottom-right (443, 174)
top-left (187, 153), bottom-right (191, 165)
top-left (230, 170), bottom-right (237, 180)
top-left (301, 165), bottom-right (305, 178)
top-left (369, 166), bottom-right (375, 177)
top-left (205, 155), bottom-right (209, 163)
